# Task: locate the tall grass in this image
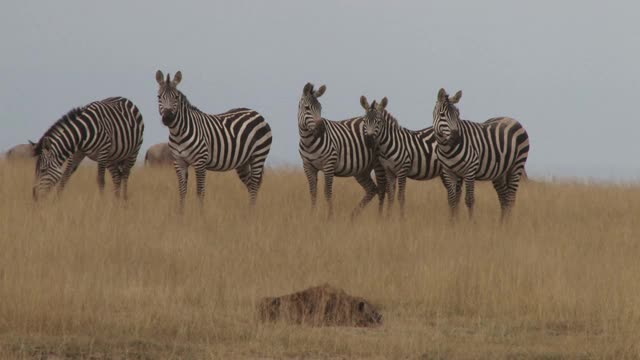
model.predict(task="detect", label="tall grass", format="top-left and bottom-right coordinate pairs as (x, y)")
top-left (1, 161), bottom-right (639, 359)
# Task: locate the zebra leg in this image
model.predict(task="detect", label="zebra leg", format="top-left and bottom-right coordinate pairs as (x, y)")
top-left (107, 164), bottom-right (123, 199)
top-left (385, 170), bottom-right (397, 218)
top-left (97, 162), bottom-right (106, 194)
top-left (195, 166), bottom-right (207, 208)
top-left (442, 172), bottom-right (462, 219)
top-left (323, 169), bottom-right (336, 218)
top-left (464, 176), bottom-right (476, 219)
top-left (248, 156), bottom-right (267, 206)
top-left (492, 176), bottom-right (510, 221)
top-left (373, 164), bottom-right (387, 216)
top-left (236, 164), bottom-right (261, 206)
top-left (351, 172), bottom-right (378, 219)
top-left (397, 172), bottom-right (408, 219)
top-left (57, 152), bottom-right (85, 195)
top-left (119, 155), bottom-right (137, 201)
top-left (236, 163), bottom-right (253, 200)
top-left (502, 169), bottom-right (524, 221)
top-left (174, 161), bottom-right (189, 212)
top-left (303, 163), bottom-right (319, 210)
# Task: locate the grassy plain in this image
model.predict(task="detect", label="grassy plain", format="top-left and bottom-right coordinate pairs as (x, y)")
top-left (1, 161), bottom-right (639, 359)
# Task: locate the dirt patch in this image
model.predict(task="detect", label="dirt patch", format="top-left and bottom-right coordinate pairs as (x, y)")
top-left (257, 284), bottom-right (382, 327)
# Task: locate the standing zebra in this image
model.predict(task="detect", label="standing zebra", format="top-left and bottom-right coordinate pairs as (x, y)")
top-left (298, 83), bottom-right (385, 218)
top-left (156, 70), bottom-right (272, 209)
top-left (432, 89), bottom-right (529, 220)
top-left (360, 96), bottom-right (443, 217)
top-left (32, 97), bottom-right (144, 200)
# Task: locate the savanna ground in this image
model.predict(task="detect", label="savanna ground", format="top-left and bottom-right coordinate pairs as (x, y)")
top-left (1, 161), bottom-right (640, 359)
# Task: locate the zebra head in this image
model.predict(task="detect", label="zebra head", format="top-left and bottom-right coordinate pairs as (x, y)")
top-left (433, 88), bottom-right (463, 147)
top-left (360, 96), bottom-right (388, 148)
top-left (156, 70), bottom-right (183, 127)
top-left (32, 137), bottom-right (64, 200)
top-left (298, 82), bottom-right (326, 138)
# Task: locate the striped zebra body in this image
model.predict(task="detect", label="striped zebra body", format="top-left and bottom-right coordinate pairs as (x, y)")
top-left (156, 71), bottom-right (272, 208)
top-left (432, 89), bottom-right (529, 220)
top-left (298, 83), bottom-right (385, 217)
top-left (32, 97), bottom-right (144, 200)
top-left (361, 96), bottom-right (442, 217)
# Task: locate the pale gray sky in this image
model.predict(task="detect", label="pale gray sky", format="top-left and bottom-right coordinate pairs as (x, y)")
top-left (1, 0), bottom-right (638, 180)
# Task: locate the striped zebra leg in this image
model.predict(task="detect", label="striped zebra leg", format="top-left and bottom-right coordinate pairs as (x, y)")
top-left (107, 164), bottom-right (123, 198)
top-left (397, 172), bottom-right (408, 219)
top-left (384, 170), bottom-right (397, 218)
top-left (174, 161), bottom-right (189, 212)
top-left (303, 163), bottom-right (319, 210)
top-left (119, 155), bottom-right (137, 201)
top-left (492, 176), bottom-right (510, 221)
top-left (236, 164), bottom-right (253, 201)
top-left (97, 163), bottom-right (107, 193)
top-left (323, 168), bottom-right (336, 218)
top-left (57, 152), bottom-right (85, 195)
top-left (194, 166), bottom-right (207, 207)
top-left (248, 156), bottom-right (267, 206)
top-left (443, 172), bottom-right (463, 219)
top-left (374, 165), bottom-right (387, 216)
top-left (500, 168), bottom-right (525, 221)
top-left (236, 161), bottom-right (264, 206)
top-left (350, 172), bottom-right (378, 219)
top-left (464, 176), bottom-right (476, 219)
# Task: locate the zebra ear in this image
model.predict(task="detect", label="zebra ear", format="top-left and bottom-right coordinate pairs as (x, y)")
top-left (303, 82), bottom-right (314, 95)
top-left (155, 70), bottom-right (164, 85)
top-left (379, 97), bottom-right (388, 110)
top-left (173, 71), bottom-right (182, 86)
top-left (450, 90), bottom-right (462, 104)
top-left (314, 85), bottom-right (326, 98)
top-left (360, 96), bottom-right (370, 110)
top-left (437, 88), bottom-right (448, 102)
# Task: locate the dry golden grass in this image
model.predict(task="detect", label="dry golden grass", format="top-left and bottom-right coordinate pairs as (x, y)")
top-left (1, 161), bottom-right (640, 359)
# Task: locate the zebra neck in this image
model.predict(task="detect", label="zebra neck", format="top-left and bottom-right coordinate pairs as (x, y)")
top-left (298, 126), bottom-right (319, 146)
top-left (50, 132), bottom-right (79, 159)
top-left (169, 106), bottom-right (200, 136)
top-left (376, 125), bottom-right (400, 156)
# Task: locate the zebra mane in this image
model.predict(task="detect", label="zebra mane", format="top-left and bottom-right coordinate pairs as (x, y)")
top-left (34, 107), bottom-right (85, 155)
top-left (176, 89), bottom-right (201, 113)
top-left (381, 109), bottom-right (401, 130)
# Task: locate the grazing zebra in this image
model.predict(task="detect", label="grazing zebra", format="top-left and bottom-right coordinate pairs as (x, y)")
top-left (32, 97), bottom-right (144, 200)
top-left (360, 96), bottom-right (443, 217)
top-left (155, 70), bottom-right (272, 209)
top-left (432, 88), bottom-right (529, 220)
top-left (298, 83), bottom-right (386, 218)
top-left (145, 142), bottom-right (173, 166)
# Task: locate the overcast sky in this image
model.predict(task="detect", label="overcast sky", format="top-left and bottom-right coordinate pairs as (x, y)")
top-left (1, 1), bottom-right (638, 180)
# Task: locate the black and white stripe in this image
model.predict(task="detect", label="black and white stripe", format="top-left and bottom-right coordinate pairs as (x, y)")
top-left (298, 83), bottom-right (385, 217)
top-left (33, 97), bottom-right (144, 200)
top-left (432, 88), bottom-right (529, 220)
top-left (156, 71), bottom-right (272, 209)
top-left (360, 96), bottom-right (443, 217)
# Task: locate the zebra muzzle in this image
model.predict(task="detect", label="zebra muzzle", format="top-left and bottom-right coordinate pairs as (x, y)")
top-left (161, 113), bottom-right (175, 126)
top-left (364, 135), bottom-right (376, 148)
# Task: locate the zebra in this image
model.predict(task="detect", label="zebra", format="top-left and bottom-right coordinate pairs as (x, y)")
top-left (32, 97), bottom-right (144, 200)
top-left (360, 96), bottom-right (443, 217)
top-left (298, 82), bottom-right (385, 218)
top-left (432, 88), bottom-right (529, 220)
top-left (155, 70), bottom-right (272, 209)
